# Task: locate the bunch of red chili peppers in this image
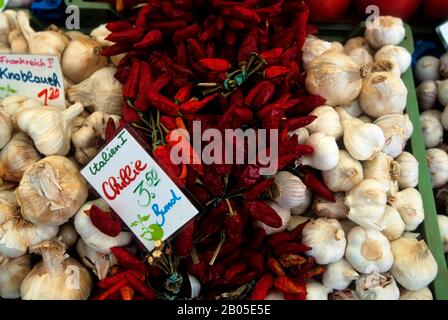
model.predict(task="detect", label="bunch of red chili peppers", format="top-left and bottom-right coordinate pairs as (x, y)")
top-left (94, 0), bottom-right (336, 300)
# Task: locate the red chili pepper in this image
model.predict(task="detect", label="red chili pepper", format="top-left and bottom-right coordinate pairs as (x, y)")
top-left (173, 220), bottom-right (196, 256)
top-left (243, 250), bottom-right (264, 275)
top-left (104, 117), bottom-right (117, 143)
top-left (188, 38), bottom-right (205, 60)
top-left (224, 263), bottom-right (247, 281)
top-left (247, 228), bottom-right (265, 251)
top-left (176, 43), bottom-right (189, 67)
top-left (160, 115), bottom-right (177, 130)
top-left (303, 172), bottom-right (335, 202)
top-left (285, 115), bottom-right (317, 131)
top-left (274, 243), bottom-right (311, 256)
top-left (245, 81), bottom-right (275, 110)
top-left (106, 20), bottom-right (133, 32)
top-left (230, 270), bottom-right (258, 286)
top-left (98, 270), bottom-right (145, 289)
top-left (267, 232), bottom-right (295, 247)
top-left (180, 93), bottom-right (217, 113)
top-left (243, 200), bottom-right (282, 228)
top-left (110, 247), bottom-right (148, 275)
top-left (133, 30), bottom-right (163, 49)
top-left (97, 279), bottom-right (128, 300)
top-left (257, 99), bottom-right (300, 119)
top-left (199, 23), bottom-right (217, 43)
top-left (228, 6), bottom-right (261, 24)
top-left (153, 145), bottom-right (186, 188)
top-left (146, 90), bottom-right (179, 116)
top-left (100, 43), bottom-right (130, 57)
top-left (173, 24), bottom-right (200, 45)
top-left (243, 178), bottom-right (274, 200)
top-left (151, 20), bottom-right (188, 32)
top-left (120, 286), bottom-right (134, 300)
top-left (134, 61), bottom-right (153, 111)
top-left (123, 60), bottom-right (141, 99)
top-left (279, 254), bottom-right (307, 267)
top-left (199, 58), bottom-right (231, 72)
top-left (264, 66), bottom-right (290, 79)
top-left (260, 48), bottom-right (283, 64)
top-left (226, 18), bottom-right (246, 30)
top-left (283, 292), bottom-right (307, 300)
top-left (106, 28), bottom-right (143, 43)
top-left (274, 276), bottom-right (306, 294)
top-left (88, 204), bottom-right (122, 237)
top-left (238, 29), bottom-right (257, 62)
top-left (122, 104), bottom-right (140, 123)
top-left (125, 273), bottom-right (156, 300)
top-left (267, 257), bottom-right (286, 276)
top-left (152, 73), bottom-right (171, 93)
top-left (249, 274), bottom-right (274, 300)
top-left (135, 5), bottom-right (152, 29)
top-left (174, 83), bottom-right (193, 104)
top-left (296, 95), bottom-right (326, 113)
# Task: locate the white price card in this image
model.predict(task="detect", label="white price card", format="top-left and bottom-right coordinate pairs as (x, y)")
top-left (81, 128), bottom-right (199, 252)
top-left (0, 54), bottom-right (65, 108)
top-left (436, 20), bottom-right (448, 50)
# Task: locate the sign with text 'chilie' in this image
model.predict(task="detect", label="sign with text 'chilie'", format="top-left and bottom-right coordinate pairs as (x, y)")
top-left (81, 128), bottom-right (199, 252)
top-left (0, 54), bottom-right (65, 108)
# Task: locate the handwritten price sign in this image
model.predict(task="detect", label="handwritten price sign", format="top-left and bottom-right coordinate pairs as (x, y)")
top-left (81, 128), bottom-right (199, 251)
top-left (0, 54), bottom-right (65, 108)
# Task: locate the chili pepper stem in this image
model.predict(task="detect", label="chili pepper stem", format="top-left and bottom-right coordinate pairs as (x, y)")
top-left (209, 231), bottom-right (226, 266)
top-left (190, 246), bottom-right (200, 265)
top-left (225, 198), bottom-right (236, 217)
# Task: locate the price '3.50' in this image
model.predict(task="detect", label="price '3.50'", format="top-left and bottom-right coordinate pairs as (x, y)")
top-left (133, 168), bottom-right (161, 207)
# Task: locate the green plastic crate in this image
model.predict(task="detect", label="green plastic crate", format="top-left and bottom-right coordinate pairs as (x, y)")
top-left (318, 22), bottom-right (448, 300)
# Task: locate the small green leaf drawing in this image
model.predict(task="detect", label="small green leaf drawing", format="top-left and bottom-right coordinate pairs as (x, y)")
top-left (130, 221), bottom-right (139, 227)
top-left (0, 0), bottom-right (5, 10)
top-left (140, 224), bottom-right (164, 241)
top-left (141, 215), bottom-right (150, 222)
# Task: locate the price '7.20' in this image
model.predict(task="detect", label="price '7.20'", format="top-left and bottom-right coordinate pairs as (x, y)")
top-left (37, 87), bottom-right (60, 105)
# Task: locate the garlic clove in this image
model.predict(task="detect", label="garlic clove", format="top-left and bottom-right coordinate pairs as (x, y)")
top-left (420, 110), bottom-right (443, 148)
top-left (374, 113), bottom-right (413, 158)
top-left (305, 279), bottom-right (332, 300)
top-left (355, 272), bottom-right (400, 300)
top-left (437, 215), bottom-right (448, 253)
top-left (312, 193), bottom-right (348, 220)
top-left (426, 148), bottom-right (448, 188)
top-left (374, 45), bottom-right (411, 74)
top-left (362, 152), bottom-right (399, 194)
top-left (0, 95), bottom-right (42, 119)
top-left (0, 109), bottom-right (12, 149)
top-left (301, 132), bottom-right (340, 171)
top-left (349, 47), bottom-right (373, 67)
top-left (291, 188), bottom-right (312, 215)
top-left (269, 171), bottom-right (307, 209)
top-left (322, 150), bottom-right (363, 192)
top-left (400, 287), bottom-right (433, 300)
top-left (416, 80), bottom-right (438, 110)
top-left (322, 258), bottom-right (359, 290)
top-left (344, 37), bottom-right (372, 55)
top-left (0, 190), bottom-right (17, 224)
top-left (338, 99), bottom-right (363, 118)
top-left (254, 201), bottom-right (291, 235)
top-left (395, 152), bottom-right (418, 189)
top-left (388, 187), bottom-right (424, 232)
top-left (379, 205), bottom-right (406, 241)
top-left (76, 238), bottom-right (117, 280)
top-left (8, 28), bottom-right (28, 54)
top-left (306, 105), bottom-right (343, 139)
top-left (364, 16), bottom-right (405, 49)
top-left (0, 253), bottom-right (31, 299)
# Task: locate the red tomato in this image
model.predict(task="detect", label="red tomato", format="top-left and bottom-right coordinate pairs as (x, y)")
top-left (355, 0), bottom-right (421, 20)
top-left (304, 0), bottom-right (351, 22)
top-left (424, 0), bottom-right (448, 20)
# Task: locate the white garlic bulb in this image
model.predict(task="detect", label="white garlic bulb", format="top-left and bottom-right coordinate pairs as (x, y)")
top-left (57, 223), bottom-right (79, 248)
top-left (301, 132), bottom-right (339, 171)
top-left (62, 38), bottom-right (109, 84)
top-left (415, 56), bottom-right (440, 82)
top-left (0, 132), bottom-right (41, 184)
top-left (390, 237), bottom-right (438, 291)
top-left (90, 24), bottom-right (113, 47)
top-left (67, 67), bottom-right (123, 115)
top-left (400, 287), bottom-right (433, 300)
top-left (76, 238), bottom-right (117, 280)
top-left (14, 103), bottom-right (84, 156)
top-left (374, 113), bottom-right (413, 158)
top-left (416, 80), bottom-right (438, 110)
top-left (359, 72), bottom-right (407, 118)
top-left (8, 28), bottom-right (28, 53)
top-left (338, 99), bottom-right (362, 117)
top-left (17, 11), bottom-right (69, 59)
top-left (17, 156), bottom-right (88, 226)
top-left (0, 95), bottom-right (42, 118)
top-left (21, 240), bottom-right (92, 300)
top-left (437, 215), bottom-right (448, 253)
top-left (322, 150), bottom-right (363, 192)
top-left (345, 179), bottom-right (388, 229)
top-left (0, 190), bottom-right (17, 224)
top-left (72, 111), bottom-right (121, 165)
top-left (442, 105), bottom-right (448, 131)
top-left (305, 52), bottom-right (362, 106)
top-left (395, 152), bottom-right (418, 189)
top-left (374, 45), bottom-right (411, 74)
top-left (364, 16), bottom-right (405, 49)
top-left (254, 201), bottom-right (291, 235)
top-left (286, 215), bottom-right (310, 232)
top-left (344, 37), bottom-right (372, 54)
top-left (289, 127), bottom-right (309, 145)
top-left (379, 205), bottom-right (406, 241)
top-left (337, 108), bottom-right (385, 161)
top-left (0, 254), bottom-right (31, 298)
top-left (389, 188), bottom-right (424, 232)
top-left (264, 289), bottom-right (285, 300)
top-left (420, 110), bottom-right (443, 148)
top-left (302, 36), bottom-right (343, 69)
top-left (306, 279), bottom-right (332, 300)
top-left (74, 199), bottom-right (133, 254)
top-left (362, 152), bottom-right (399, 194)
top-left (306, 105), bottom-right (343, 138)
top-left (313, 193), bottom-right (348, 220)
top-left (322, 258), bottom-right (359, 290)
top-left (290, 188), bottom-right (312, 215)
top-left (355, 273), bottom-right (400, 300)
top-left (345, 226), bottom-right (394, 274)
top-left (437, 79), bottom-right (448, 106)
top-left (349, 47), bottom-right (373, 67)
top-left (0, 109), bottom-right (12, 149)
top-left (269, 171), bottom-right (307, 209)
top-left (0, 213), bottom-right (58, 257)
top-left (302, 218), bottom-right (346, 265)
top-left (426, 148), bottom-right (448, 188)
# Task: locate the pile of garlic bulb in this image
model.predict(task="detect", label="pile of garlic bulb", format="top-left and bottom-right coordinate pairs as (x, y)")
top-left (262, 16), bottom-right (438, 300)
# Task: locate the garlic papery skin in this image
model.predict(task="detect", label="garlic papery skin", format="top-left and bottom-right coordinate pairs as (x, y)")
top-left (0, 109), bottom-right (12, 149)
top-left (437, 79), bottom-right (448, 106)
top-left (301, 132), bottom-right (339, 171)
top-left (302, 36), bottom-right (343, 69)
top-left (0, 190), bottom-right (17, 224)
top-left (286, 215), bottom-right (310, 231)
top-left (379, 205), bottom-right (406, 241)
top-left (17, 11), bottom-right (68, 59)
top-left (355, 273), bottom-right (400, 300)
top-left (0, 213), bottom-right (58, 257)
top-left (426, 148), bottom-right (448, 188)
top-left (337, 108), bottom-right (385, 161)
top-left (400, 287), bottom-right (433, 300)
top-left (305, 52), bottom-right (362, 106)
top-left (322, 258), bottom-right (359, 290)
top-left (339, 99), bottom-right (362, 117)
top-left (322, 150), bottom-right (363, 192)
top-left (374, 45), bottom-right (411, 74)
top-left (306, 106), bottom-right (343, 138)
top-left (291, 188), bottom-right (312, 215)
top-left (420, 110), bottom-right (443, 148)
top-left (58, 223), bottom-right (79, 248)
top-left (388, 188), bottom-right (424, 232)
top-left (65, 31), bottom-right (88, 41)
top-left (90, 24), bottom-right (113, 47)
top-left (362, 152), bottom-right (399, 194)
top-left (62, 38), bottom-right (108, 84)
top-left (306, 279), bottom-right (332, 300)
top-left (344, 37), bottom-right (372, 55)
top-left (76, 238), bottom-right (117, 280)
top-left (0, 254), bottom-right (31, 298)
top-left (74, 199), bottom-right (133, 254)
top-left (67, 67), bottom-right (123, 115)
top-left (345, 179), bottom-right (388, 229)
top-left (395, 152), bottom-right (419, 188)
top-left (0, 132), bottom-right (41, 184)
top-left (21, 239), bottom-right (92, 300)
top-left (442, 105), bottom-right (448, 131)
top-left (359, 72), bottom-right (407, 118)
top-left (416, 80), bottom-right (438, 110)
top-left (390, 237), bottom-right (438, 291)
top-left (0, 95), bottom-right (42, 118)
top-left (14, 103), bottom-right (84, 156)
top-left (289, 127), bottom-right (309, 145)
top-left (8, 28), bottom-right (28, 54)
top-left (17, 156), bottom-right (88, 226)
top-left (374, 113), bottom-right (413, 158)
top-left (345, 226), bottom-right (394, 274)
top-left (364, 16), bottom-right (405, 49)
top-left (415, 56), bottom-right (440, 82)
top-left (313, 193), bottom-right (348, 220)
top-left (349, 47), bottom-right (373, 67)
top-left (254, 201), bottom-right (291, 235)
top-left (72, 111), bottom-right (121, 165)
top-left (437, 215), bottom-right (448, 253)
top-left (269, 171), bottom-right (307, 209)
top-left (329, 289), bottom-right (360, 300)
top-left (302, 218), bottom-right (346, 265)
top-left (366, 59), bottom-right (401, 77)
